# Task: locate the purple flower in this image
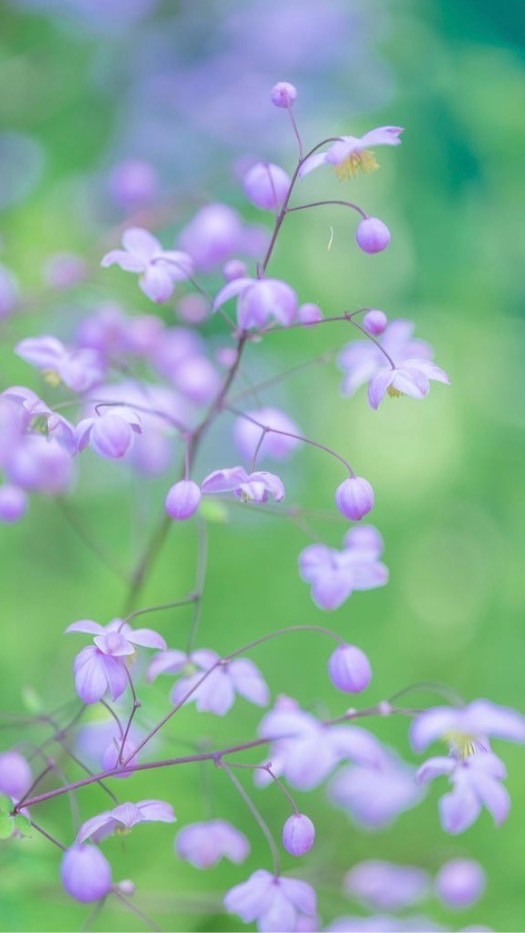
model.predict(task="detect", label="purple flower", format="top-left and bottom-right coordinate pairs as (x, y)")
top-left (43, 252), bottom-right (87, 290)
top-left (257, 696), bottom-right (385, 790)
top-left (175, 819), bottom-right (249, 868)
top-left (66, 618), bottom-right (166, 705)
top-left (356, 217), bottom-right (391, 254)
top-left (299, 126), bottom-right (403, 180)
top-left (177, 204), bottom-right (245, 273)
top-left (298, 302), bottom-right (323, 325)
top-left (201, 466), bottom-right (285, 504)
top-left (416, 751), bottom-right (511, 834)
top-left (368, 358), bottom-right (450, 409)
top-left (76, 408), bottom-right (142, 460)
top-left (363, 310), bottom-right (388, 335)
top-left (61, 844), bottom-right (112, 903)
top-left (148, 648), bottom-right (270, 716)
top-left (15, 336), bottom-right (105, 392)
top-left (0, 485), bottom-right (28, 523)
top-left (233, 407), bottom-right (301, 462)
top-left (435, 859), bottom-right (486, 909)
top-left (410, 699), bottom-right (525, 754)
top-left (243, 162), bottom-right (291, 211)
top-left (213, 277), bottom-right (298, 330)
top-left (165, 480), bottom-right (201, 520)
top-left (344, 860), bottom-right (430, 911)
top-left (282, 813), bottom-right (315, 856)
top-left (271, 81), bottom-right (297, 108)
top-left (0, 262), bottom-right (19, 319)
top-left (101, 227), bottom-right (194, 303)
top-left (338, 319), bottom-right (434, 398)
top-left (328, 749), bottom-right (424, 829)
top-left (5, 435), bottom-right (74, 495)
top-left (0, 751), bottom-right (32, 799)
top-left (328, 644), bottom-right (372, 694)
top-left (109, 159), bottom-right (158, 209)
top-left (224, 869), bottom-right (316, 932)
top-left (299, 526), bottom-right (388, 610)
top-left (335, 476), bottom-right (374, 521)
top-left (77, 799), bottom-right (176, 844)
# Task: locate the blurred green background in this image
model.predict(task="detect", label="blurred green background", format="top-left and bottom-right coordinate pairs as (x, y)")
top-left (1, 0), bottom-right (525, 930)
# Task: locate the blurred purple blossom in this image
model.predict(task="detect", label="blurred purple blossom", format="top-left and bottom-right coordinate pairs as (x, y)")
top-left (101, 227), bottom-right (193, 303)
top-left (299, 525), bottom-right (388, 610)
top-left (224, 869), bottom-right (316, 932)
top-left (175, 819), bottom-right (250, 868)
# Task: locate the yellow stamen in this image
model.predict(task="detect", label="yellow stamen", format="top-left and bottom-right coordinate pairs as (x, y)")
top-left (445, 731), bottom-right (477, 759)
top-left (387, 385), bottom-right (403, 398)
top-left (115, 825), bottom-right (132, 837)
top-left (334, 149), bottom-right (379, 181)
top-left (42, 369), bottom-right (62, 387)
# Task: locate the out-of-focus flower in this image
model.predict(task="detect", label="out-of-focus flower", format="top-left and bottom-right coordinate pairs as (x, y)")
top-left (417, 751), bottom-right (510, 835)
top-left (15, 336), bottom-right (105, 393)
top-left (148, 648), bottom-right (269, 716)
top-left (0, 263), bottom-right (20, 319)
top-left (201, 466), bottom-right (285, 504)
top-left (299, 526), bottom-right (388, 610)
top-left (257, 695), bottom-right (385, 790)
top-left (271, 81), bottom-right (298, 108)
top-left (224, 869), bottom-right (316, 932)
top-left (410, 700), bottom-right (525, 754)
top-left (42, 253), bottom-right (87, 290)
top-left (233, 407), bottom-right (301, 462)
top-left (363, 310), bottom-right (387, 335)
top-left (109, 159), bottom-right (158, 209)
top-left (66, 618), bottom-right (166, 705)
top-left (0, 485), bottom-right (28, 523)
top-left (213, 277), bottom-right (298, 329)
top-left (243, 162), bottom-right (291, 211)
top-left (0, 751), bottom-right (32, 799)
top-left (344, 860), bottom-right (430, 911)
top-left (329, 749), bottom-right (424, 829)
top-left (435, 859), bottom-right (486, 909)
top-left (298, 302), bottom-right (323, 324)
top-left (299, 126), bottom-right (403, 179)
top-left (177, 203), bottom-right (267, 273)
top-left (77, 800), bottom-right (175, 844)
top-left (175, 819), bottom-right (249, 868)
top-left (61, 845), bottom-right (112, 903)
top-left (101, 227), bottom-right (193, 303)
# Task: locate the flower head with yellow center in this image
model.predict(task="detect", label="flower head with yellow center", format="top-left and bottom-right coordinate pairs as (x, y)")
top-left (299, 126), bottom-right (403, 180)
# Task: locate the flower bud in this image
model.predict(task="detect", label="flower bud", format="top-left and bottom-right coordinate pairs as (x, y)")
top-left (0, 750), bottom-right (32, 798)
top-left (90, 414), bottom-right (135, 459)
top-left (328, 644), bottom-right (372, 693)
top-left (116, 879), bottom-right (136, 896)
top-left (61, 845), bottom-right (112, 903)
top-left (282, 813), bottom-right (315, 856)
top-left (435, 859), bottom-right (486, 908)
top-left (165, 480), bottom-right (201, 520)
top-left (356, 217), bottom-right (391, 254)
top-left (243, 162), bottom-right (291, 211)
top-left (335, 476), bottom-right (374, 521)
top-left (298, 302), bottom-right (323, 325)
top-left (109, 159), bottom-right (157, 209)
top-left (223, 259), bottom-right (248, 282)
top-left (363, 309), bottom-right (387, 335)
top-left (0, 485), bottom-right (28, 523)
top-left (271, 82), bottom-right (298, 108)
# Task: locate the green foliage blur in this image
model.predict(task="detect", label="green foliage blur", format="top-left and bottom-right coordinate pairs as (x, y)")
top-left (1, 1), bottom-right (524, 930)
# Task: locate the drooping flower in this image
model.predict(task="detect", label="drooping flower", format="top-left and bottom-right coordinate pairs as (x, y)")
top-left (148, 648), bottom-right (270, 716)
top-left (417, 749), bottom-right (510, 834)
top-left (213, 276), bottom-right (298, 330)
top-left (368, 358), bottom-right (450, 409)
top-left (61, 845), bottom-right (113, 903)
top-left (66, 618), bottom-right (166, 705)
top-left (15, 336), bottom-right (105, 393)
top-left (101, 227), bottom-right (194, 303)
top-left (299, 525), bottom-right (388, 610)
top-left (77, 800), bottom-right (176, 844)
top-left (344, 860), bottom-right (431, 911)
top-left (224, 869), bottom-right (317, 932)
top-left (257, 696), bottom-right (385, 791)
top-left (282, 813), bottom-right (315, 856)
top-left (201, 466), bottom-right (285, 504)
top-left (299, 126), bottom-right (403, 180)
top-left (410, 699), bottom-right (525, 754)
top-left (76, 407), bottom-right (142, 460)
top-left (175, 819), bottom-right (249, 868)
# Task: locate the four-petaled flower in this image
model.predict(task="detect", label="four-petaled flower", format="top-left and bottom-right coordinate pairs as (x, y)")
top-left (148, 648), bottom-right (270, 716)
top-left (224, 869), bottom-right (317, 933)
top-left (213, 276), bottom-right (298, 330)
top-left (15, 336), bottom-right (105, 393)
top-left (77, 800), bottom-right (176, 844)
top-left (175, 819), bottom-right (250, 868)
top-left (201, 466), bottom-right (285, 504)
top-left (299, 526), bottom-right (388, 610)
top-left (368, 358), bottom-right (450, 409)
top-left (66, 618), bottom-right (167, 704)
top-left (101, 227), bottom-right (194, 303)
top-left (299, 126), bottom-right (403, 180)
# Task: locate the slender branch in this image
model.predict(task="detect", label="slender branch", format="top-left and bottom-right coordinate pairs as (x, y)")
top-left (219, 760), bottom-right (281, 875)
